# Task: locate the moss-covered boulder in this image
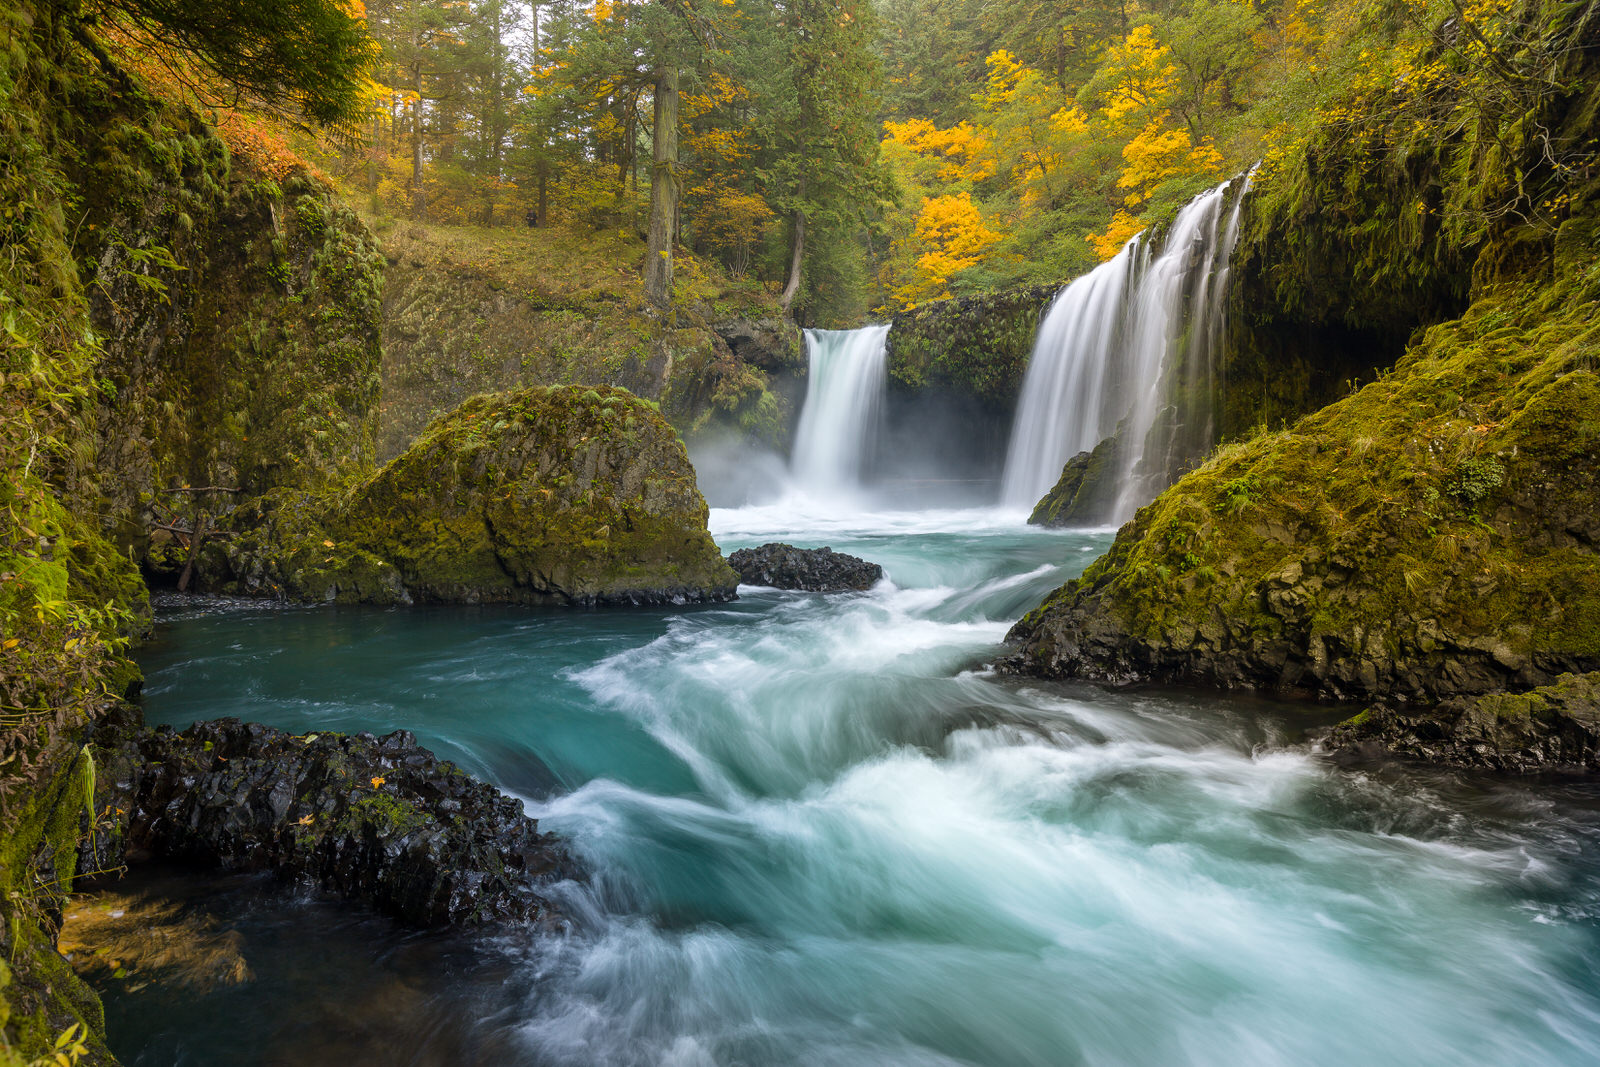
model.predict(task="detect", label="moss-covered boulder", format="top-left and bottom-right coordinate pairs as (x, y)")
top-left (1004, 265), bottom-right (1600, 702)
top-left (228, 385), bottom-right (737, 606)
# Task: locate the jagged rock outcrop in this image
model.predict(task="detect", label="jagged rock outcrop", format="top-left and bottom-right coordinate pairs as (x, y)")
top-left (83, 711), bottom-right (577, 927)
top-left (727, 543), bottom-right (883, 591)
top-left (1325, 673), bottom-right (1600, 771)
top-left (215, 385), bottom-right (740, 606)
top-left (1028, 435), bottom-right (1124, 527)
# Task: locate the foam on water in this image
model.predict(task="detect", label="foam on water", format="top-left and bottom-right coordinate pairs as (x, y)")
top-left (120, 510), bottom-right (1600, 1066)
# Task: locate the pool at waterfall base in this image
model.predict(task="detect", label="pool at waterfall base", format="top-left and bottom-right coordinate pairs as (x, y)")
top-left (84, 504), bottom-right (1600, 1066)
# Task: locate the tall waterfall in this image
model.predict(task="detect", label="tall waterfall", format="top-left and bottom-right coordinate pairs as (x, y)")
top-left (791, 325), bottom-right (890, 492)
top-left (1000, 179), bottom-right (1247, 517)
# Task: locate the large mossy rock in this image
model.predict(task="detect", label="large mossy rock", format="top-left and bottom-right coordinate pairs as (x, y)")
top-left (1004, 267), bottom-right (1600, 702)
top-left (1028, 434), bottom-right (1123, 527)
top-left (287, 385), bottom-right (737, 606)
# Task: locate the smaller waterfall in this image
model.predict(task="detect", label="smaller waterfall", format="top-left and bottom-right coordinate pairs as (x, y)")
top-left (1109, 181), bottom-right (1236, 518)
top-left (791, 325), bottom-right (891, 493)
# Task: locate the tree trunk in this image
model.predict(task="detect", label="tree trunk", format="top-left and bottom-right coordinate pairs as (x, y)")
top-left (644, 65), bottom-right (679, 310)
top-left (481, 0), bottom-right (504, 227)
top-left (778, 174), bottom-right (808, 316)
top-left (410, 64), bottom-right (427, 220)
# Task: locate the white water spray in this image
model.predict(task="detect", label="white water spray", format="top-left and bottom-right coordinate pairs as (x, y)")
top-left (1000, 179), bottom-right (1248, 519)
top-left (791, 325), bottom-right (890, 493)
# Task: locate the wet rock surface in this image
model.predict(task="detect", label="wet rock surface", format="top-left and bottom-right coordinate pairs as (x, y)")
top-left (83, 710), bottom-right (578, 928)
top-left (727, 543), bottom-right (884, 592)
top-left (1324, 672), bottom-right (1600, 771)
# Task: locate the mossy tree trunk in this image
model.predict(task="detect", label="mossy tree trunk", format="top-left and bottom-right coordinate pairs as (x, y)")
top-left (644, 63), bottom-right (679, 310)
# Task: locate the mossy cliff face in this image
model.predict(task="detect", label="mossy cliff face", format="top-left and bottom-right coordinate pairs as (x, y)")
top-left (883, 286), bottom-right (1054, 479)
top-left (2, 1), bottom-right (384, 1055)
top-left (1006, 263), bottom-right (1600, 702)
top-left (663, 317), bottom-right (805, 454)
top-left (81, 132), bottom-right (383, 568)
top-left (221, 386), bottom-right (738, 606)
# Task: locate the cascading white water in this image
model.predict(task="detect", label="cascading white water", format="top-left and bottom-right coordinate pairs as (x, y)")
top-left (1108, 181), bottom-right (1236, 519)
top-left (998, 244), bottom-right (1139, 508)
top-left (791, 325), bottom-right (890, 493)
top-left (1000, 178), bottom-right (1248, 519)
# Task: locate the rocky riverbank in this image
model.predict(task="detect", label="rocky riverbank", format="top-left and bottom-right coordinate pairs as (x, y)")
top-left (83, 710), bottom-right (577, 928)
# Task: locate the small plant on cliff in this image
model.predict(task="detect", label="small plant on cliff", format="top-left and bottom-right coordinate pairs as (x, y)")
top-left (1445, 455), bottom-right (1505, 506)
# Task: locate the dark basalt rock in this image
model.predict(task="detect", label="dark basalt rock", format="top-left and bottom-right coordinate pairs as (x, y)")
top-left (1323, 672), bottom-right (1600, 772)
top-left (727, 543), bottom-right (884, 592)
top-left (1028, 434), bottom-right (1124, 528)
top-left (82, 710), bottom-right (577, 928)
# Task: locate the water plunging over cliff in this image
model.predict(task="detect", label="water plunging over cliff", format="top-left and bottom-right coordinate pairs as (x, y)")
top-left (791, 325), bottom-right (890, 493)
top-left (1000, 180), bottom-right (1246, 517)
top-left (999, 246), bottom-right (1139, 508)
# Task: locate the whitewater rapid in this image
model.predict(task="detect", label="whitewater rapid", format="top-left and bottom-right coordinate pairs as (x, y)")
top-left (118, 504), bottom-right (1600, 1066)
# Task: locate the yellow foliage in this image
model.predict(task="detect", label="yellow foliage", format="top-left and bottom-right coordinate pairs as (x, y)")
top-left (1116, 115), bottom-right (1224, 207)
top-left (882, 118), bottom-right (994, 184)
top-left (1095, 26), bottom-right (1178, 126)
top-left (1085, 210), bottom-right (1144, 261)
top-left (892, 192), bottom-right (1003, 304)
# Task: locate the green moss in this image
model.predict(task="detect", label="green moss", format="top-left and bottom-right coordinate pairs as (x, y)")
top-left (886, 286), bottom-right (1053, 406)
top-left (336, 792), bottom-right (430, 837)
top-left (1013, 199), bottom-right (1600, 698)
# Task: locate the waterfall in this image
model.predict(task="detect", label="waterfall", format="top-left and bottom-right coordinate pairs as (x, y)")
top-left (1000, 178), bottom-right (1248, 519)
top-left (998, 243), bottom-right (1139, 508)
top-left (791, 325), bottom-right (890, 493)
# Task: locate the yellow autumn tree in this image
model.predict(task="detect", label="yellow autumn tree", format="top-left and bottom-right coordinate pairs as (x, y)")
top-left (1116, 115), bottom-right (1224, 208)
top-left (893, 192), bottom-right (1003, 305)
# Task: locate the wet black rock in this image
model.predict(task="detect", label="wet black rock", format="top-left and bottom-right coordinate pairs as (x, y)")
top-left (727, 543), bottom-right (884, 592)
top-left (1323, 672), bottom-right (1600, 771)
top-left (82, 711), bottom-right (577, 927)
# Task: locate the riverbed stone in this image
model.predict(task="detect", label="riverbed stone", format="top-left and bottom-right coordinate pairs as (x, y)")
top-left (727, 543), bottom-right (884, 591)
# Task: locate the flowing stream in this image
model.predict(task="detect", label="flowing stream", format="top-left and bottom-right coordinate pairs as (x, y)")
top-left (99, 504), bottom-right (1600, 1066)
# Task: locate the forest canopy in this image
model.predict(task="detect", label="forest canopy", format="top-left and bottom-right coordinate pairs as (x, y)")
top-left (74, 0), bottom-right (1589, 323)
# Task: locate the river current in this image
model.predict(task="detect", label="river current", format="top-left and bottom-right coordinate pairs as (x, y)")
top-left (101, 504), bottom-right (1600, 1065)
